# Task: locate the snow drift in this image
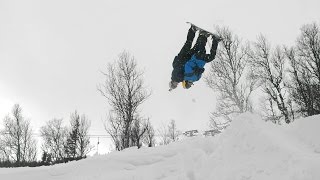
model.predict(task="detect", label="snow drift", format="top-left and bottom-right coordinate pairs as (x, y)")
top-left (1, 113), bottom-right (319, 180)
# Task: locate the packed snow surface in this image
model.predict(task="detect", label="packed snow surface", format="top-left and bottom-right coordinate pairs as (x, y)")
top-left (1, 113), bottom-right (319, 180)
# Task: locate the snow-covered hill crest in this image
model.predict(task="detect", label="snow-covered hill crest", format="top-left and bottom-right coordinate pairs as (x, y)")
top-left (1, 113), bottom-right (319, 180)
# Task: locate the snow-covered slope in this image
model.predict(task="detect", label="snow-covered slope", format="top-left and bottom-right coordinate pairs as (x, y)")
top-left (1, 113), bottom-right (319, 180)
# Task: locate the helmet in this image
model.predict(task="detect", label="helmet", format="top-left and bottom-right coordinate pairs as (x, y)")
top-left (182, 80), bottom-right (193, 89)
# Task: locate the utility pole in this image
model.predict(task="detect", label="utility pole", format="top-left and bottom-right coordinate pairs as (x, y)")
top-left (97, 137), bottom-right (100, 155)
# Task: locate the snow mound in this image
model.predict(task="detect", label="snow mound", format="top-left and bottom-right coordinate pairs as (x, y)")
top-left (1, 113), bottom-right (319, 180)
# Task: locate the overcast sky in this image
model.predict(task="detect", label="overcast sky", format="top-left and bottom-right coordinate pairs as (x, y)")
top-left (0, 0), bottom-right (319, 152)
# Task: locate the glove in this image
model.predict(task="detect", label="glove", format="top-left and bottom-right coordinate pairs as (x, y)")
top-left (169, 81), bottom-right (178, 90)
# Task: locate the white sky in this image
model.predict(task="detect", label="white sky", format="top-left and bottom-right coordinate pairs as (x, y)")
top-left (0, 0), bottom-right (319, 153)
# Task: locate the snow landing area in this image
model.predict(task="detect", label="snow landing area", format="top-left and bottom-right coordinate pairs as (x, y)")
top-left (1, 113), bottom-right (319, 180)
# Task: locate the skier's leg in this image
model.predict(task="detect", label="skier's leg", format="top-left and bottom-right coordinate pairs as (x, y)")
top-left (192, 33), bottom-right (208, 57)
top-left (177, 26), bottom-right (196, 58)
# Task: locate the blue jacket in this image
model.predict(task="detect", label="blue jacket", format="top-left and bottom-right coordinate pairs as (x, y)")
top-left (184, 55), bottom-right (206, 82)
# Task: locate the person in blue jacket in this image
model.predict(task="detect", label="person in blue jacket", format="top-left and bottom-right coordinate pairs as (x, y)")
top-left (169, 25), bottom-right (221, 90)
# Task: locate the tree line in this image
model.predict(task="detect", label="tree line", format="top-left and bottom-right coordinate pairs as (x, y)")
top-left (0, 50), bottom-right (180, 167)
top-left (205, 22), bottom-right (320, 127)
top-left (0, 104), bottom-right (91, 167)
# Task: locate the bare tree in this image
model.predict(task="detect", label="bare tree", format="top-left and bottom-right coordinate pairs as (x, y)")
top-left (285, 23), bottom-right (320, 116)
top-left (104, 111), bottom-right (122, 151)
top-left (142, 119), bottom-right (156, 147)
top-left (251, 35), bottom-right (292, 123)
top-left (40, 118), bottom-right (68, 162)
top-left (77, 114), bottom-right (92, 157)
top-left (259, 96), bottom-right (282, 124)
top-left (0, 104), bottom-right (37, 164)
top-left (130, 117), bottom-right (149, 149)
top-left (208, 118), bottom-right (230, 130)
top-left (0, 143), bottom-right (5, 162)
top-left (158, 123), bottom-right (171, 146)
top-left (205, 26), bottom-right (257, 123)
top-left (167, 120), bottom-right (180, 142)
top-left (297, 23), bottom-right (320, 83)
top-left (158, 120), bottom-right (180, 146)
top-left (98, 51), bottom-right (151, 150)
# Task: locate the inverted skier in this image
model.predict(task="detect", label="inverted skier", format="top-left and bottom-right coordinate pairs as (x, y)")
top-left (169, 23), bottom-right (222, 91)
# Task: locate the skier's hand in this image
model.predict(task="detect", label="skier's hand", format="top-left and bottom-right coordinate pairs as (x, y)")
top-left (169, 81), bottom-right (178, 90)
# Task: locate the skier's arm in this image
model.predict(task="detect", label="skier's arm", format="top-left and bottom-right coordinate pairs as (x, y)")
top-left (171, 56), bottom-right (185, 82)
